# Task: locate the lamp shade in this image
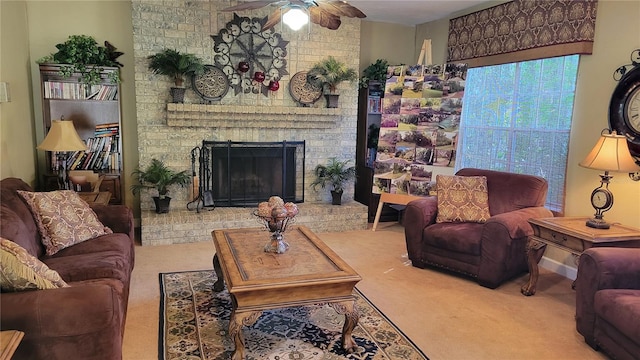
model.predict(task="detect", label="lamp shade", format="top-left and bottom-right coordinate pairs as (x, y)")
top-left (283, 6), bottom-right (309, 31)
top-left (579, 130), bottom-right (639, 172)
top-left (37, 120), bottom-right (87, 152)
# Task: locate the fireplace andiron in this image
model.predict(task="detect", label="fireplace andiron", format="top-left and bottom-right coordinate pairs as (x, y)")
top-left (253, 196), bottom-right (299, 254)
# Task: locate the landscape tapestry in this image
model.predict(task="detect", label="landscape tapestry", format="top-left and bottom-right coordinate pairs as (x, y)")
top-left (372, 63), bottom-right (468, 196)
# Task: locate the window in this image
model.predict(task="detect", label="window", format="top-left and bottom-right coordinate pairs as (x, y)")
top-left (457, 55), bottom-right (580, 212)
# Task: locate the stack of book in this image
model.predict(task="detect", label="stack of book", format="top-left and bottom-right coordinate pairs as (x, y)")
top-left (43, 81), bottom-right (118, 100)
top-left (64, 123), bottom-right (121, 171)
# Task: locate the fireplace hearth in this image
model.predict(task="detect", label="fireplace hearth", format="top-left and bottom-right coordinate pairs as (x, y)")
top-left (190, 141), bottom-right (305, 209)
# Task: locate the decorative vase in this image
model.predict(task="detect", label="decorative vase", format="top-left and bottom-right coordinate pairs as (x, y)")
top-left (253, 197), bottom-right (298, 254)
top-left (153, 196), bottom-right (171, 213)
top-left (325, 94), bottom-right (339, 108)
top-left (331, 190), bottom-right (343, 205)
top-left (170, 87), bottom-right (186, 103)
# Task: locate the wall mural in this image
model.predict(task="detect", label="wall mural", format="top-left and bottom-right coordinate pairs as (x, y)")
top-left (372, 63), bottom-right (468, 196)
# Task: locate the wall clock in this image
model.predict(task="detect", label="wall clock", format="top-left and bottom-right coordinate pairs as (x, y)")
top-left (212, 14), bottom-right (288, 97)
top-left (609, 51), bottom-right (640, 160)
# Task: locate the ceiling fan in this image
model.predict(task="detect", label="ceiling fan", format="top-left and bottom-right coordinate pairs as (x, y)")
top-left (221, 0), bottom-right (366, 31)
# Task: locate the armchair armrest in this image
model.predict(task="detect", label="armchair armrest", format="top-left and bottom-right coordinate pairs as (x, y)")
top-left (90, 204), bottom-right (134, 241)
top-left (404, 197), bottom-right (438, 262)
top-left (575, 247), bottom-right (640, 343)
top-left (478, 207), bottom-right (552, 288)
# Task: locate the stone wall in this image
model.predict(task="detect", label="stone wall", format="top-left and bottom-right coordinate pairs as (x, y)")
top-left (131, 0), bottom-right (366, 244)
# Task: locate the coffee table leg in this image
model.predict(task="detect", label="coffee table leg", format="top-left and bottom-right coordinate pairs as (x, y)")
top-left (213, 254), bottom-right (224, 292)
top-left (229, 310), bottom-right (262, 360)
top-left (330, 299), bottom-right (359, 353)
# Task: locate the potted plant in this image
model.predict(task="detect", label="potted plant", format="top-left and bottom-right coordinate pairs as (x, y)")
top-left (310, 157), bottom-right (356, 205)
top-left (359, 59), bottom-right (389, 88)
top-left (307, 56), bottom-right (358, 108)
top-left (36, 35), bottom-right (123, 85)
top-left (130, 158), bottom-right (191, 213)
top-left (147, 48), bottom-right (205, 103)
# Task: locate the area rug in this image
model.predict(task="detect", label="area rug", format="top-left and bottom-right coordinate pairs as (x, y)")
top-left (159, 270), bottom-right (428, 360)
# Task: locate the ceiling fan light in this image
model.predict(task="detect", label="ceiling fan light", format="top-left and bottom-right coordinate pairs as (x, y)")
top-left (283, 7), bottom-right (309, 31)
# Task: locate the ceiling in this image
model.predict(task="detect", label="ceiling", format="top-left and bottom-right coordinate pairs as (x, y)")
top-left (348, 0), bottom-right (489, 26)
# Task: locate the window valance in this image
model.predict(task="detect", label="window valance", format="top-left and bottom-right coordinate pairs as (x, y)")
top-left (447, 0), bottom-right (597, 67)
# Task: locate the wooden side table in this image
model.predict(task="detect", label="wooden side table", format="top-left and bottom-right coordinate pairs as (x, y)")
top-left (0, 330), bottom-right (24, 360)
top-left (521, 217), bottom-right (640, 296)
top-left (78, 191), bottom-right (112, 205)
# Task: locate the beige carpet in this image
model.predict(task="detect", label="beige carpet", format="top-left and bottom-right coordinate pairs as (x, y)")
top-left (123, 223), bottom-right (607, 360)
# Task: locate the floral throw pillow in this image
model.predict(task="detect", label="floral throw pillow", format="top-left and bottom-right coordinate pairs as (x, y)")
top-left (0, 237), bottom-right (69, 291)
top-left (17, 190), bottom-right (112, 256)
top-left (436, 175), bottom-right (491, 223)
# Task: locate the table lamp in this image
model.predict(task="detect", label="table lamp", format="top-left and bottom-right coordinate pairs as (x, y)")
top-left (578, 129), bottom-right (640, 229)
top-left (37, 119), bottom-right (87, 190)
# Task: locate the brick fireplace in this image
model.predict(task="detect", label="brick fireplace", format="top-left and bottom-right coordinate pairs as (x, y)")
top-left (132, 1), bottom-right (367, 245)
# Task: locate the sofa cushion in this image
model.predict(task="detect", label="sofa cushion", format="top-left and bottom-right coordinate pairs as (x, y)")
top-left (43, 233), bottom-right (134, 284)
top-left (594, 289), bottom-right (640, 344)
top-left (0, 238), bottom-right (68, 291)
top-left (17, 190), bottom-right (112, 256)
top-left (436, 175), bottom-right (491, 223)
top-left (423, 222), bottom-right (484, 255)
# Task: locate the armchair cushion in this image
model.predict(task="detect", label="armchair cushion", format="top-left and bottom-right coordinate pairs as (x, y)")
top-left (17, 190), bottom-right (112, 256)
top-left (435, 175), bottom-right (490, 223)
top-left (1, 238), bottom-right (68, 291)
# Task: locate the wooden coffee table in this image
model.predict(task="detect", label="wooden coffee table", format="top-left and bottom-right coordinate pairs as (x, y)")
top-left (211, 226), bottom-right (362, 360)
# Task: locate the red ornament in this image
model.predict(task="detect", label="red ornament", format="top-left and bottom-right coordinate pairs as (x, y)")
top-left (268, 80), bottom-right (280, 91)
top-left (253, 71), bottom-right (265, 82)
top-left (237, 62), bottom-right (249, 73)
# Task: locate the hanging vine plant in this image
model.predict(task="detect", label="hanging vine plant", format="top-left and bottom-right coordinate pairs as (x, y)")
top-left (36, 35), bottom-right (124, 85)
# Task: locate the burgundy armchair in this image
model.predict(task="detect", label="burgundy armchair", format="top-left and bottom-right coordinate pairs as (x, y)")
top-left (575, 247), bottom-right (640, 360)
top-left (404, 168), bottom-right (553, 289)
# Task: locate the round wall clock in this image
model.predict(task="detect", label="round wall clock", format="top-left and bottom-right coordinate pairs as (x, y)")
top-left (609, 64), bottom-right (640, 158)
top-left (212, 14), bottom-right (288, 97)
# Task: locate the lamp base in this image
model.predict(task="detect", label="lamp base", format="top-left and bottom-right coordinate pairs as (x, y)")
top-left (586, 218), bottom-right (611, 229)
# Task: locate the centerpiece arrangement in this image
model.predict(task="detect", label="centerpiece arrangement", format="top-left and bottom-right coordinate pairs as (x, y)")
top-left (253, 196), bottom-right (299, 254)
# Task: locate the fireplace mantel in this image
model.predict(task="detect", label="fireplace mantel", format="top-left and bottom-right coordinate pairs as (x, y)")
top-left (166, 104), bottom-right (343, 129)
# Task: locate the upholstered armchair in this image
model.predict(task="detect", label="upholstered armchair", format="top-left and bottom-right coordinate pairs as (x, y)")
top-left (575, 247), bottom-right (640, 360)
top-left (404, 168), bottom-right (553, 289)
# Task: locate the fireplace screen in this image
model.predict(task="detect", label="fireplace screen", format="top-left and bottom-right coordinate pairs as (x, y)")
top-left (196, 141), bottom-right (305, 207)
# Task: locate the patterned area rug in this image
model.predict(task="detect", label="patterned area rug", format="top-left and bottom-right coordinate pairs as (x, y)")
top-left (159, 270), bottom-right (428, 360)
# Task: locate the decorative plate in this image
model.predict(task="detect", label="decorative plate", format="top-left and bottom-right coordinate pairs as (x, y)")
top-left (192, 65), bottom-right (229, 101)
top-left (289, 71), bottom-right (323, 106)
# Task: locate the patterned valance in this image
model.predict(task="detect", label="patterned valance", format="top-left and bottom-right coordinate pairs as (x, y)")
top-left (447, 0), bottom-right (597, 67)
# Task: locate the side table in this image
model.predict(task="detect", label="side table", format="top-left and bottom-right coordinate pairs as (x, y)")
top-left (521, 217), bottom-right (640, 296)
top-left (78, 191), bottom-right (112, 205)
top-left (0, 330), bottom-right (24, 360)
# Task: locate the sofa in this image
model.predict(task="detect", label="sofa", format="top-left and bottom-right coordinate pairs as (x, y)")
top-left (404, 168), bottom-right (553, 289)
top-left (575, 247), bottom-right (640, 360)
top-left (0, 177), bottom-right (135, 359)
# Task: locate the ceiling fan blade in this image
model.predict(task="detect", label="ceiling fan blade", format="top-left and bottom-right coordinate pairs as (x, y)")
top-left (316, 0), bottom-right (366, 19)
top-left (309, 7), bottom-right (341, 30)
top-left (220, 0), bottom-right (281, 12)
top-left (263, 7), bottom-right (285, 30)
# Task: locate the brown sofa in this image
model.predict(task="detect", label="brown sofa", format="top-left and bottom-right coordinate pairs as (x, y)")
top-left (575, 247), bottom-right (640, 360)
top-left (404, 168), bottom-right (553, 289)
top-left (0, 177), bottom-right (135, 359)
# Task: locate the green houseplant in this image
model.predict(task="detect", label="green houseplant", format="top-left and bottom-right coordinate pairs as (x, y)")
top-left (307, 56), bottom-right (358, 108)
top-left (147, 48), bottom-right (205, 103)
top-left (311, 157), bottom-right (356, 205)
top-left (359, 59), bottom-right (389, 88)
top-left (130, 158), bottom-right (190, 213)
top-left (36, 35), bottom-right (123, 85)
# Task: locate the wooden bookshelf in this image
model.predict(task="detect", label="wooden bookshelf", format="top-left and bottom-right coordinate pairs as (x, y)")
top-left (38, 64), bottom-right (123, 204)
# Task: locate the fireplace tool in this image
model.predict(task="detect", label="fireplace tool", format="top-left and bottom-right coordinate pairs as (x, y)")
top-left (187, 146), bottom-right (215, 213)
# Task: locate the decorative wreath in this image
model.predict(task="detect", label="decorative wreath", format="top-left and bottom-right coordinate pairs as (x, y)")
top-left (212, 14), bottom-right (289, 97)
